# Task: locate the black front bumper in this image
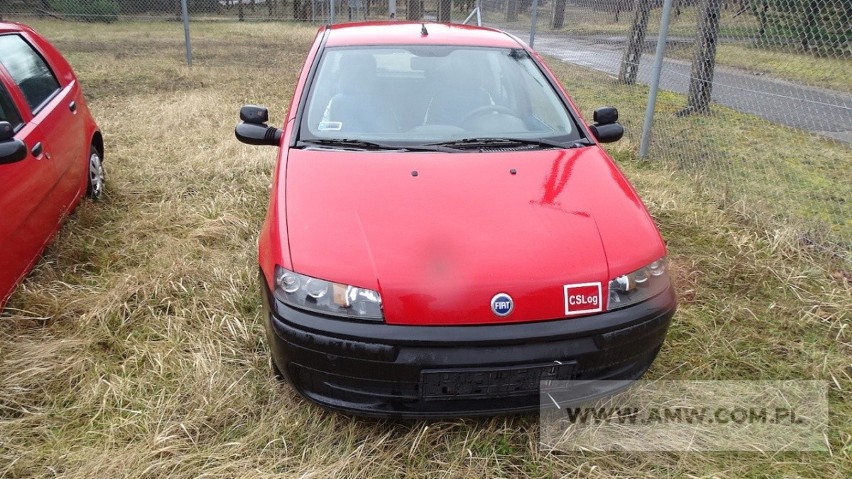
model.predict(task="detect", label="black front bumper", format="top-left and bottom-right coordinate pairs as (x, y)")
top-left (261, 276), bottom-right (676, 418)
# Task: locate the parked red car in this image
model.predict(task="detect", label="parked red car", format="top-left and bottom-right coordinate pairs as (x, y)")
top-left (0, 22), bottom-right (104, 310)
top-left (237, 22), bottom-right (676, 417)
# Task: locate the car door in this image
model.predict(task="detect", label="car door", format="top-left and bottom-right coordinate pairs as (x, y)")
top-left (0, 32), bottom-right (84, 211)
top-left (0, 39), bottom-right (64, 306)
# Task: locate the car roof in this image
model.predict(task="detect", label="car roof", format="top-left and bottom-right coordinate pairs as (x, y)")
top-left (0, 22), bottom-right (31, 34)
top-left (324, 22), bottom-right (524, 48)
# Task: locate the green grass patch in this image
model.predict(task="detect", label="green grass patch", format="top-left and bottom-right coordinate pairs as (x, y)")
top-left (665, 43), bottom-right (852, 93)
top-left (0, 19), bottom-right (849, 478)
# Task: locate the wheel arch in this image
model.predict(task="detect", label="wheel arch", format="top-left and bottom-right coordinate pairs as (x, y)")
top-left (91, 130), bottom-right (104, 160)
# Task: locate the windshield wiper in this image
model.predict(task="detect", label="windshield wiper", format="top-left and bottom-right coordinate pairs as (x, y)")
top-left (298, 138), bottom-right (405, 150)
top-left (298, 138), bottom-right (444, 152)
top-left (426, 137), bottom-right (594, 150)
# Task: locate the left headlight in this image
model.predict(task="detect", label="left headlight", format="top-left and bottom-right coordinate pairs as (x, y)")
top-left (607, 257), bottom-right (670, 311)
top-left (273, 266), bottom-right (384, 321)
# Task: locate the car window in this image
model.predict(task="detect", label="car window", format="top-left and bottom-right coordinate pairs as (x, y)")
top-left (515, 56), bottom-right (573, 134)
top-left (301, 45), bottom-right (580, 145)
top-left (0, 82), bottom-right (22, 130)
top-left (0, 34), bottom-right (61, 114)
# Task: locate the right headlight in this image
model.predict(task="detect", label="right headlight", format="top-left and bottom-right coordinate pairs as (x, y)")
top-left (273, 266), bottom-right (384, 321)
top-left (607, 257), bottom-right (670, 311)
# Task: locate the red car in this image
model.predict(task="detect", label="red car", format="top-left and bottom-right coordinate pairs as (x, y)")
top-left (0, 22), bottom-right (104, 311)
top-left (237, 22), bottom-right (676, 417)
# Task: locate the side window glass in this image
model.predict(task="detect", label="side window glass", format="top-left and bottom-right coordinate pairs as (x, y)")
top-left (0, 82), bottom-right (23, 129)
top-left (0, 35), bottom-right (60, 114)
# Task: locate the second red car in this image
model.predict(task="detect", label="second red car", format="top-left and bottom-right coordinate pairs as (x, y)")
top-left (0, 22), bottom-right (104, 310)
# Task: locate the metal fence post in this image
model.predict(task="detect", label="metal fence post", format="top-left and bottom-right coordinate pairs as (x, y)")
top-left (180, 0), bottom-right (192, 67)
top-left (330, 0), bottom-right (336, 23)
top-left (638, 0), bottom-right (674, 158)
top-left (529, 0), bottom-right (539, 48)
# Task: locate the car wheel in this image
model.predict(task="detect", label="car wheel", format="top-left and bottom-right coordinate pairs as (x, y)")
top-left (86, 145), bottom-right (105, 200)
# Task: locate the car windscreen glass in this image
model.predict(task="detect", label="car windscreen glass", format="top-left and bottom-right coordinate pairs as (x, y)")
top-left (299, 45), bottom-right (583, 146)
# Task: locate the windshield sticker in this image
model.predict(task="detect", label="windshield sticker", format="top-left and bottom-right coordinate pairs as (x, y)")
top-left (564, 282), bottom-right (602, 315)
top-left (318, 121), bottom-right (342, 131)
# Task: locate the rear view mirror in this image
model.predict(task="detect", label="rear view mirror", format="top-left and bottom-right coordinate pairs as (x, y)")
top-left (236, 122), bottom-right (283, 146)
top-left (590, 107), bottom-right (624, 143)
top-left (0, 121), bottom-right (26, 165)
top-left (235, 105), bottom-right (282, 147)
top-left (590, 123), bottom-right (624, 144)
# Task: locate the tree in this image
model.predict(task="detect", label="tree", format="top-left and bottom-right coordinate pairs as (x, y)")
top-left (683, 0), bottom-right (722, 114)
top-left (293, 0), bottom-right (309, 20)
top-left (407, 0), bottom-right (423, 20)
top-left (551, 0), bottom-right (567, 29)
top-left (618, 0), bottom-right (653, 84)
top-left (507, 0), bottom-right (519, 22)
top-left (437, 0), bottom-right (452, 21)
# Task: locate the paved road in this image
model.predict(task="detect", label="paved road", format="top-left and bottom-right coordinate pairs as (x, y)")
top-left (506, 30), bottom-right (852, 145)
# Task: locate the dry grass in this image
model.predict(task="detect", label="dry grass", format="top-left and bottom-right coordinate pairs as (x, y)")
top-left (0, 19), bottom-right (849, 478)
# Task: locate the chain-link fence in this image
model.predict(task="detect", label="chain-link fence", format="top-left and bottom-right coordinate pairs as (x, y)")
top-left (482, 0), bottom-right (851, 266)
top-left (0, 0), bottom-right (481, 22)
top-left (2, 0), bottom-right (849, 267)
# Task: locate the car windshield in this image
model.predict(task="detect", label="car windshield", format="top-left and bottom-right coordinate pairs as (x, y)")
top-left (299, 45), bottom-right (583, 147)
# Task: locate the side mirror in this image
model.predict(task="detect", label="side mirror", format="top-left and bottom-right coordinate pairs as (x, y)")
top-left (589, 123), bottom-right (624, 144)
top-left (0, 121), bottom-right (26, 165)
top-left (590, 106), bottom-right (624, 144)
top-left (235, 105), bottom-right (282, 146)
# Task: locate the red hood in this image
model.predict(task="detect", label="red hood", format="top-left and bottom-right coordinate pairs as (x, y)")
top-left (283, 147), bottom-right (664, 325)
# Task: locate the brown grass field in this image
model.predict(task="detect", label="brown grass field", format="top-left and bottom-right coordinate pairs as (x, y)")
top-left (0, 20), bottom-right (849, 478)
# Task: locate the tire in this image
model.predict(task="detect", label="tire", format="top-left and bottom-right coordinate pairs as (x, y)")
top-left (86, 145), bottom-right (105, 200)
top-left (270, 356), bottom-right (285, 381)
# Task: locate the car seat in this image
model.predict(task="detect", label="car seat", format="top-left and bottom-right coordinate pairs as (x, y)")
top-left (323, 54), bottom-right (399, 135)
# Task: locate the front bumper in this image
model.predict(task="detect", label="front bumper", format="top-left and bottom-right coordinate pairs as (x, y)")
top-left (261, 275), bottom-right (676, 418)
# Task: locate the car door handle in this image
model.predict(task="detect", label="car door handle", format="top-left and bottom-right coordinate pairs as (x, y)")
top-left (31, 142), bottom-right (43, 157)
top-left (69, 101), bottom-right (77, 113)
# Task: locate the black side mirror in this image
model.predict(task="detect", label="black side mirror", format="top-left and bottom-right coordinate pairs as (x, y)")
top-left (235, 105), bottom-right (282, 146)
top-left (0, 121), bottom-right (26, 165)
top-left (590, 106), bottom-right (624, 144)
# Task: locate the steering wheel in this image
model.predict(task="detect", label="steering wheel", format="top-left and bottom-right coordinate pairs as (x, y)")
top-left (461, 105), bottom-right (519, 126)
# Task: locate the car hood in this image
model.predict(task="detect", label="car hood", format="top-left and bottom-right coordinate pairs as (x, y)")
top-left (284, 147), bottom-right (664, 325)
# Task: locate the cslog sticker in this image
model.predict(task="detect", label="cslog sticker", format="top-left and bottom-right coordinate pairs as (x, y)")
top-left (563, 282), bottom-right (602, 316)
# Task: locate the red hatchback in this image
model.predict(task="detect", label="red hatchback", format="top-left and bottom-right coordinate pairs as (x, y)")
top-left (237, 22), bottom-right (676, 417)
top-left (0, 23), bottom-right (104, 310)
